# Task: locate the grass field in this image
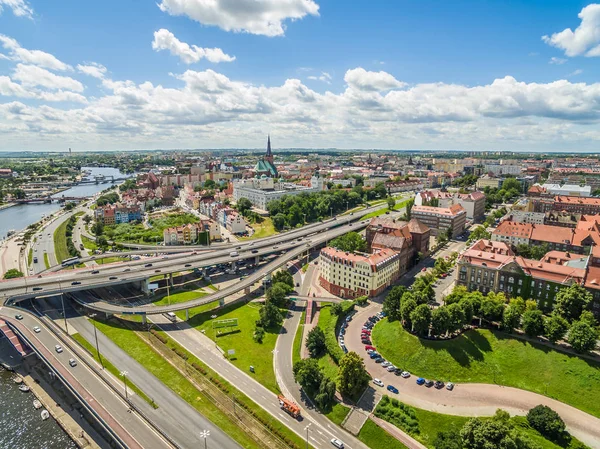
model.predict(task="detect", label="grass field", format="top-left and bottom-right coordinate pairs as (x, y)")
top-left (292, 310), bottom-right (306, 366)
top-left (240, 217), bottom-right (277, 240)
top-left (53, 219), bottom-right (71, 263)
top-left (186, 301), bottom-right (282, 393)
top-left (43, 252), bottom-right (50, 269)
top-left (71, 332), bottom-right (157, 408)
top-left (373, 320), bottom-right (600, 418)
top-left (375, 395), bottom-right (588, 449)
top-left (361, 199), bottom-right (411, 219)
top-left (27, 248), bottom-right (33, 266)
top-left (153, 288), bottom-right (218, 318)
top-left (90, 318), bottom-right (265, 449)
top-left (358, 419), bottom-right (409, 449)
top-left (81, 235), bottom-right (97, 252)
top-left (325, 402), bottom-right (350, 426)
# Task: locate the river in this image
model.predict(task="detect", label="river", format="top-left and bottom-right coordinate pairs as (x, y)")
top-left (0, 368), bottom-right (77, 449)
top-left (0, 167), bottom-right (130, 239)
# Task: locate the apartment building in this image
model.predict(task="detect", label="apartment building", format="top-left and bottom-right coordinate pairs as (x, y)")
top-left (319, 247), bottom-right (400, 298)
top-left (531, 195), bottom-right (600, 215)
top-left (476, 174), bottom-right (503, 190)
top-left (163, 220), bottom-right (221, 245)
top-left (217, 208), bottom-right (247, 234)
top-left (94, 203), bottom-right (142, 225)
top-left (414, 190), bottom-right (485, 220)
top-left (411, 204), bottom-right (466, 237)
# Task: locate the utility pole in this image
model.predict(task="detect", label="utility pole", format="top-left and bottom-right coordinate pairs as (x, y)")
top-left (120, 371), bottom-right (128, 400)
top-left (89, 313), bottom-right (104, 369)
top-left (59, 281), bottom-right (68, 333)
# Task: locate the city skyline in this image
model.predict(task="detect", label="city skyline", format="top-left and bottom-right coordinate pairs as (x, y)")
top-left (1, 0), bottom-right (600, 152)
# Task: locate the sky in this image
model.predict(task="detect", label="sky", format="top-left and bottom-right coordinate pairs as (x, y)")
top-left (1, 0), bottom-right (600, 152)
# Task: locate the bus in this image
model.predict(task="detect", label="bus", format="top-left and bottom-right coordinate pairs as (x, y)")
top-left (61, 257), bottom-right (80, 267)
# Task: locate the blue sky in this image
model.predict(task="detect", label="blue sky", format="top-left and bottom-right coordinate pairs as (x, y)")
top-left (0, 0), bottom-right (599, 151)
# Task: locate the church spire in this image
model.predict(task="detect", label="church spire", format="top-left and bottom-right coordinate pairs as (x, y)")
top-left (266, 135), bottom-right (272, 158)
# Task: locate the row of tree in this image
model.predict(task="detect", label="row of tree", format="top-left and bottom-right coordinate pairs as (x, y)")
top-left (253, 270), bottom-right (294, 343)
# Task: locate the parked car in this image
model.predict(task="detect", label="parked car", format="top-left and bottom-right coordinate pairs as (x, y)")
top-left (446, 382), bottom-right (455, 391)
top-left (364, 345), bottom-right (376, 351)
top-left (401, 371), bottom-right (411, 378)
top-left (434, 381), bottom-right (445, 389)
top-left (416, 377), bottom-right (425, 385)
top-left (374, 357), bottom-right (384, 363)
top-left (373, 378), bottom-right (384, 387)
top-left (386, 365), bottom-right (397, 372)
top-left (387, 385), bottom-right (399, 394)
top-left (424, 380), bottom-right (434, 388)
top-left (381, 361), bottom-right (391, 368)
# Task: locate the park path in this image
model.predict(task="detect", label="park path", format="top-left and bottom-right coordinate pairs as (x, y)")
top-left (346, 304), bottom-right (600, 449)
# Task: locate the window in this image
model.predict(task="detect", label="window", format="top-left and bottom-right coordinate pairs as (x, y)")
top-left (508, 277), bottom-right (514, 284)
top-left (500, 275), bottom-right (505, 282)
top-left (518, 279), bottom-right (522, 286)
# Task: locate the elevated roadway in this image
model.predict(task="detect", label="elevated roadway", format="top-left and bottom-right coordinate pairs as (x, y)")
top-left (0, 305), bottom-right (173, 449)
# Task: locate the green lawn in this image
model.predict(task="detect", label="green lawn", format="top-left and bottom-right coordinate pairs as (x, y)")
top-left (81, 235), bottom-right (97, 252)
top-left (240, 217), bottom-right (278, 240)
top-left (375, 396), bottom-right (588, 449)
top-left (325, 402), bottom-right (350, 426)
top-left (317, 353), bottom-right (339, 381)
top-left (90, 318), bottom-right (264, 449)
top-left (372, 320), bottom-right (600, 418)
top-left (27, 248), bottom-right (33, 266)
top-left (43, 252), bottom-right (50, 269)
top-left (71, 332), bottom-right (156, 408)
top-left (153, 288), bottom-right (218, 318)
top-left (358, 419), bottom-right (409, 449)
top-left (292, 310), bottom-right (306, 366)
top-left (53, 219), bottom-right (71, 263)
top-left (186, 301), bottom-right (282, 393)
top-left (361, 199), bottom-right (410, 220)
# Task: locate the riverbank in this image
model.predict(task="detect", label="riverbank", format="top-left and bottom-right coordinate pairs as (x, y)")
top-left (0, 202), bottom-right (16, 211)
top-left (21, 373), bottom-right (103, 449)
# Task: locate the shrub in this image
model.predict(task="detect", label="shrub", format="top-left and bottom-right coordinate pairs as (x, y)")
top-left (526, 405), bottom-right (566, 439)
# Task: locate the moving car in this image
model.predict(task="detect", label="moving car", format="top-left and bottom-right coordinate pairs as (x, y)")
top-left (91, 270), bottom-right (99, 274)
top-left (387, 385), bottom-right (399, 394)
top-left (373, 378), bottom-right (384, 387)
top-left (155, 269), bottom-right (161, 273)
top-left (123, 268), bottom-right (130, 272)
top-left (15, 314), bottom-right (23, 320)
top-left (185, 264), bottom-right (192, 267)
top-left (145, 263), bottom-right (153, 267)
top-left (109, 276), bottom-right (117, 280)
top-left (33, 287), bottom-right (43, 291)
top-left (251, 249), bottom-right (258, 254)
top-left (55, 345), bottom-right (63, 353)
top-left (71, 281), bottom-right (81, 285)
top-left (33, 326), bottom-right (41, 333)
top-left (69, 358), bottom-right (77, 367)
top-left (331, 438), bottom-right (345, 449)
top-left (416, 377), bottom-right (425, 385)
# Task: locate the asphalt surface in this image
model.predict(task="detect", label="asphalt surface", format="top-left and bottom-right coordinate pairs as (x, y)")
top-left (0, 305), bottom-right (172, 449)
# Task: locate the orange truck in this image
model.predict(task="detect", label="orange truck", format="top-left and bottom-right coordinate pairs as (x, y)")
top-left (277, 395), bottom-right (301, 418)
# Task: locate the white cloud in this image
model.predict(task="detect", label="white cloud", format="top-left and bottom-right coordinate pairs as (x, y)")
top-left (344, 67), bottom-right (406, 91)
top-left (0, 75), bottom-right (87, 103)
top-left (77, 63), bottom-right (107, 79)
top-left (542, 4), bottom-right (600, 57)
top-left (307, 72), bottom-right (331, 84)
top-left (13, 64), bottom-right (84, 92)
top-left (157, 0), bottom-right (319, 37)
top-left (0, 0), bottom-right (33, 18)
top-left (549, 57), bottom-right (567, 64)
top-left (568, 69), bottom-right (583, 77)
top-left (152, 29), bottom-right (235, 64)
top-left (0, 34), bottom-right (73, 71)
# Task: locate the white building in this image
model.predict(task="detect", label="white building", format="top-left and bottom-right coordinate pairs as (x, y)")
top-left (536, 183), bottom-right (592, 197)
top-left (505, 210), bottom-right (545, 225)
top-left (233, 175), bottom-right (325, 211)
top-left (217, 208), bottom-right (247, 234)
top-left (319, 247), bottom-right (400, 298)
top-left (484, 164), bottom-right (522, 176)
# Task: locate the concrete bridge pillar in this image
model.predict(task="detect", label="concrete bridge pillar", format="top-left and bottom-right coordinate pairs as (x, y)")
top-left (168, 273), bottom-right (174, 287)
top-left (219, 298), bottom-right (225, 307)
top-left (142, 315), bottom-right (147, 325)
top-left (244, 287), bottom-right (250, 295)
top-left (140, 279), bottom-right (150, 296)
top-left (255, 256), bottom-right (260, 265)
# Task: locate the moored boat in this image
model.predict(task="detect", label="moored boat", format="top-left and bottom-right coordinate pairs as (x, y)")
top-left (33, 399), bottom-right (42, 409)
top-left (41, 410), bottom-right (50, 420)
top-left (19, 384), bottom-right (30, 392)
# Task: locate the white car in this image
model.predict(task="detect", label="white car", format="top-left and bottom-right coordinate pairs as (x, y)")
top-left (401, 371), bottom-right (411, 378)
top-left (55, 345), bottom-right (63, 353)
top-left (381, 361), bottom-right (392, 368)
top-left (331, 438), bottom-right (345, 449)
top-left (386, 365), bottom-right (396, 372)
top-left (373, 378), bottom-right (384, 387)
top-left (446, 382), bottom-right (455, 391)
top-left (33, 326), bottom-right (41, 333)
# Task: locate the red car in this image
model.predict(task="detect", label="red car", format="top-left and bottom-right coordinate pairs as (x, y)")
top-left (421, 267), bottom-right (427, 272)
top-left (365, 345), bottom-right (376, 351)
top-left (361, 330), bottom-right (371, 335)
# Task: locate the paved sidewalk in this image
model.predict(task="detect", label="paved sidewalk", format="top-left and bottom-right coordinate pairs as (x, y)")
top-left (343, 387), bottom-right (382, 435)
top-left (370, 416), bottom-right (427, 449)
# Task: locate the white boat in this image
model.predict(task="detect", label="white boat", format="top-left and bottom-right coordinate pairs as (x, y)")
top-left (12, 375), bottom-right (23, 384)
top-left (40, 410), bottom-right (50, 420)
top-left (19, 384), bottom-right (30, 392)
top-left (33, 399), bottom-right (42, 409)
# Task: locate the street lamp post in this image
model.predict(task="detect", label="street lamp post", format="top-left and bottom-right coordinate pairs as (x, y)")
top-left (120, 370), bottom-right (128, 400)
top-left (330, 207), bottom-right (333, 219)
top-left (305, 423), bottom-right (311, 449)
top-left (200, 430), bottom-right (210, 449)
top-left (89, 313), bottom-right (104, 369)
top-left (211, 314), bottom-right (218, 345)
top-left (58, 280), bottom-right (68, 333)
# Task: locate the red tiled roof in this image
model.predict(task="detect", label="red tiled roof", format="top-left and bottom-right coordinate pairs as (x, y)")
top-left (412, 204), bottom-right (466, 216)
top-left (493, 221), bottom-right (533, 238)
top-left (407, 218), bottom-right (430, 234)
top-left (530, 224), bottom-right (573, 245)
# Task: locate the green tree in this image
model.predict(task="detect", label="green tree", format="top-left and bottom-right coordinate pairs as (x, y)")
top-left (554, 283), bottom-right (593, 322)
top-left (204, 179), bottom-right (216, 189)
top-left (3, 268), bottom-right (24, 279)
top-left (434, 430), bottom-right (462, 449)
top-left (502, 177), bottom-right (521, 192)
top-left (236, 198), bottom-right (253, 216)
top-left (259, 300), bottom-right (283, 328)
top-left (266, 282), bottom-right (291, 307)
top-left (526, 405), bottom-right (566, 440)
top-left (293, 358), bottom-right (323, 393)
top-left (253, 326), bottom-right (265, 343)
top-left (431, 306), bottom-right (451, 336)
top-left (502, 304), bottom-right (522, 333)
top-left (522, 309), bottom-right (545, 337)
top-left (306, 327), bottom-right (326, 357)
top-left (445, 285), bottom-right (468, 305)
top-left (480, 296), bottom-right (505, 322)
top-left (330, 302), bottom-right (343, 316)
top-left (387, 196), bottom-right (396, 210)
top-left (461, 410), bottom-right (523, 449)
top-left (544, 313), bottom-right (569, 343)
top-left (410, 304), bottom-right (432, 335)
top-left (405, 198), bottom-right (415, 219)
top-left (329, 231), bottom-right (366, 252)
top-left (272, 270), bottom-right (294, 288)
top-left (272, 213), bottom-right (286, 230)
top-left (383, 285), bottom-right (406, 321)
top-left (400, 297), bottom-right (418, 327)
top-left (447, 303), bottom-right (466, 333)
top-left (337, 352), bottom-right (370, 398)
top-left (412, 277), bottom-right (435, 304)
top-left (568, 320), bottom-right (598, 353)
top-left (579, 310), bottom-right (598, 328)
top-left (83, 214), bottom-right (92, 225)
top-left (314, 376), bottom-right (337, 410)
